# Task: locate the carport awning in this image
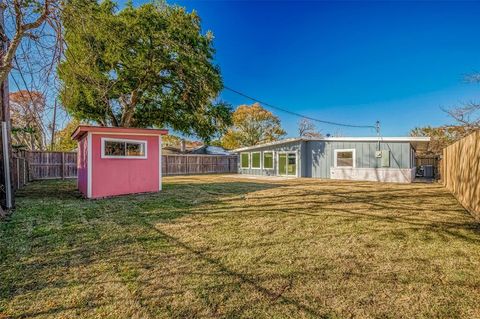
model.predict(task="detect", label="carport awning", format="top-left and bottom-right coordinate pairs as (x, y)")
top-left (409, 139), bottom-right (430, 152)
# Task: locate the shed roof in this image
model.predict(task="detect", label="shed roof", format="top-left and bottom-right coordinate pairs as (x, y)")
top-left (71, 125), bottom-right (168, 140)
top-left (232, 136), bottom-right (431, 152)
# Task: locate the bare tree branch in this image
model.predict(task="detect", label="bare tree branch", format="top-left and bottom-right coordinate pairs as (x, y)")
top-left (0, 0), bottom-right (58, 84)
top-left (298, 118), bottom-right (323, 138)
top-left (465, 73), bottom-right (480, 83)
top-left (443, 73), bottom-right (480, 129)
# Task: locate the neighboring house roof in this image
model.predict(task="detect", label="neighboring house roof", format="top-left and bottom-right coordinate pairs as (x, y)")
top-left (203, 146), bottom-right (233, 155)
top-left (191, 145), bottom-right (233, 155)
top-left (162, 146), bottom-right (193, 154)
top-left (232, 136), bottom-right (431, 152)
top-left (163, 145), bottom-right (232, 155)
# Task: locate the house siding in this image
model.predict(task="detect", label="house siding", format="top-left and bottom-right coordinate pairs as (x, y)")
top-left (308, 141), bottom-right (413, 178)
top-left (238, 140), bottom-right (303, 176)
top-left (237, 140), bottom-right (414, 180)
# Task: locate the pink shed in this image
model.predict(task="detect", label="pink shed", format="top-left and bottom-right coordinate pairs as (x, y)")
top-left (72, 126), bottom-right (168, 199)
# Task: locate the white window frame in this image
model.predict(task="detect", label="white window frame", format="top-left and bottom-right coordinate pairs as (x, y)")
top-left (263, 151), bottom-right (274, 169)
top-left (277, 151), bottom-right (298, 177)
top-left (101, 137), bottom-right (148, 159)
top-left (240, 152), bottom-right (250, 169)
top-left (251, 152), bottom-right (261, 169)
top-left (334, 149), bottom-right (356, 168)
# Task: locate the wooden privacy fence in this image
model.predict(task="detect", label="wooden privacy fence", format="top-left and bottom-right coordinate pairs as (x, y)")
top-left (442, 130), bottom-right (480, 219)
top-left (11, 151), bottom-right (238, 188)
top-left (27, 151), bottom-right (78, 180)
top-left (11, 151), bottom-right (78, 189)
top-left (162, 154), bottom-right (238, 176)
top-left (12, 155), bottom-right (28, 191)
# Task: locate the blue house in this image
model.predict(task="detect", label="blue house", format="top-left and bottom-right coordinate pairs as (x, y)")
top-left (233, 136), bottom-right (430, 183)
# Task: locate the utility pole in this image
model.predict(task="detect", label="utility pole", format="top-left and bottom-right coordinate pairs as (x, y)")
top-left (0, 0), bottom-right (14, 212)
top-left (375, 120), bottom-right (381, 151)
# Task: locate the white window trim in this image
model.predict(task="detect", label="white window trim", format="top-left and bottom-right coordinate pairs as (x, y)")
top-left (263, 151), bottom-right (274, 169)
top-left (334, 149), bottom-right (356, 168)
top-left (101, 137), bottom-right (148, 159)
top-left (87, 132), bottom-right (92, 198)
top-left (277, 151), bottom-right (299, 177)
top-left (240, 152), bottom-right (250, 169)
top-left (251, 152), bottom-right (261, 169)
top-left (158, 135), bottom-right (162, 191)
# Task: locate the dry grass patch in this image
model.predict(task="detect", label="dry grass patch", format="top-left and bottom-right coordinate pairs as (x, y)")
top-left (1, 175), bottom-right (479, 318)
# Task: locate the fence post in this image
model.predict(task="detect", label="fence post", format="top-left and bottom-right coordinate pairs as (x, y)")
top-left (164, 155), bottom-right (168, 176)
top-left (16, 157), bottom-right (20, 189)
top-left (22, 158), bottom-right (26, 186)
top-left (61, 152), bottom-right (65, 180)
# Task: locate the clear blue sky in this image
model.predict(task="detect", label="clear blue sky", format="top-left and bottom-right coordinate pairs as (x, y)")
top-left (154, 0), bottom-right (479, 138)
top-left (10, 1), bottom-right (480, 139)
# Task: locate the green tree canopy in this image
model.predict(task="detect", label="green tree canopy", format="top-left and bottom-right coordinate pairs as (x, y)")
top-left (58, 0), bottom-right (231, 141)
top-left (53, 119), bottom-right (81, 151)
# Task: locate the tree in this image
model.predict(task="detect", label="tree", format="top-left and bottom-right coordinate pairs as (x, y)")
top-left (53, 118), bottom-right (79, 151)
top-left (221, 103), bottom-right (286, 149)
top-left (442, 73), bottom-right (480, 129)
top-left (410, 125), bottom-right (473, 156)
top-left (298, 118), bottom-right (322, 138)
top-left (410, 73), bottom-right (480, 156)
top-left (9, 90), bottom-right (46, 150)
top-left (58, 0), bottom-right (231, 141)
top-left (0, 0), bottom-right (59, 84)
top-left (443, 103), bottom-right (480, 129)
top-left (162, 135), bottom-right (182, 147)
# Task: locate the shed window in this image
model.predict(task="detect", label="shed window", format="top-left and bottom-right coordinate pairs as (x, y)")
top-left (263, 152), bottom-right (274, 169)
top-left (334, 149), bottom-right (355, 168)
top-left (251, 152), bottom-right (261, 169)
top-left (102, 138), bottom-right (147, 159)
top-left (240, 153), bottom-right (250, 168)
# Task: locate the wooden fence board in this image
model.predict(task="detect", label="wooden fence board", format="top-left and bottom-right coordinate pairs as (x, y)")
top-left (12, 156), bottom-right (28, 191)
top-left (27, 151), bottom-right (77, 180)
top-left (12, 151), bottom-right (237, 186)
top-left (442, 130), bottom-right (480, 219)
top-left (161, 154), bottom-right (238, 176)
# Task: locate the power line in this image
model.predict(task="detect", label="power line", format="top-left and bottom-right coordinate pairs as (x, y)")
top-left (223, 86), bottom-right (376, 129)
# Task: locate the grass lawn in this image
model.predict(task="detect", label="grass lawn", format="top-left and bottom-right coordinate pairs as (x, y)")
top-left (1, 175), bottom-right (479, 319)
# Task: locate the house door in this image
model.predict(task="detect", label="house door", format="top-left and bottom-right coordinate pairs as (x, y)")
top-left (278, 153), bottom-right (297, 176)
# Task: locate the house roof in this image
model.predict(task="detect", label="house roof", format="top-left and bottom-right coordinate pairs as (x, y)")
top-left (232, 136), bottom-right (431, 152)
top-left (161, 144), bottom-right (232, 155)
top-left (71, 125), bottom-right (168, 140)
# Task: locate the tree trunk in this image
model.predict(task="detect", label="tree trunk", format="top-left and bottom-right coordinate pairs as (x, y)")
top-left (0, 0), bottom-right (14, 209)
top-left (119, 90), bottom-right (139, 127)
top-left (0, 30), bottom-right (23, 84)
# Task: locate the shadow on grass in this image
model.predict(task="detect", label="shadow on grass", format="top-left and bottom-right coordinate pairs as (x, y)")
top-left (14, 179), bottom-right (84, 201)
top-left (0, 178), bottom-right (285, 317)
top-left (1, 178), bottom-right (479, 318)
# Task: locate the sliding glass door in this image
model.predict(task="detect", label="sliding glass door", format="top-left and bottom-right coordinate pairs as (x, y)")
top-left (278, 153), bottom-right (297, 176)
